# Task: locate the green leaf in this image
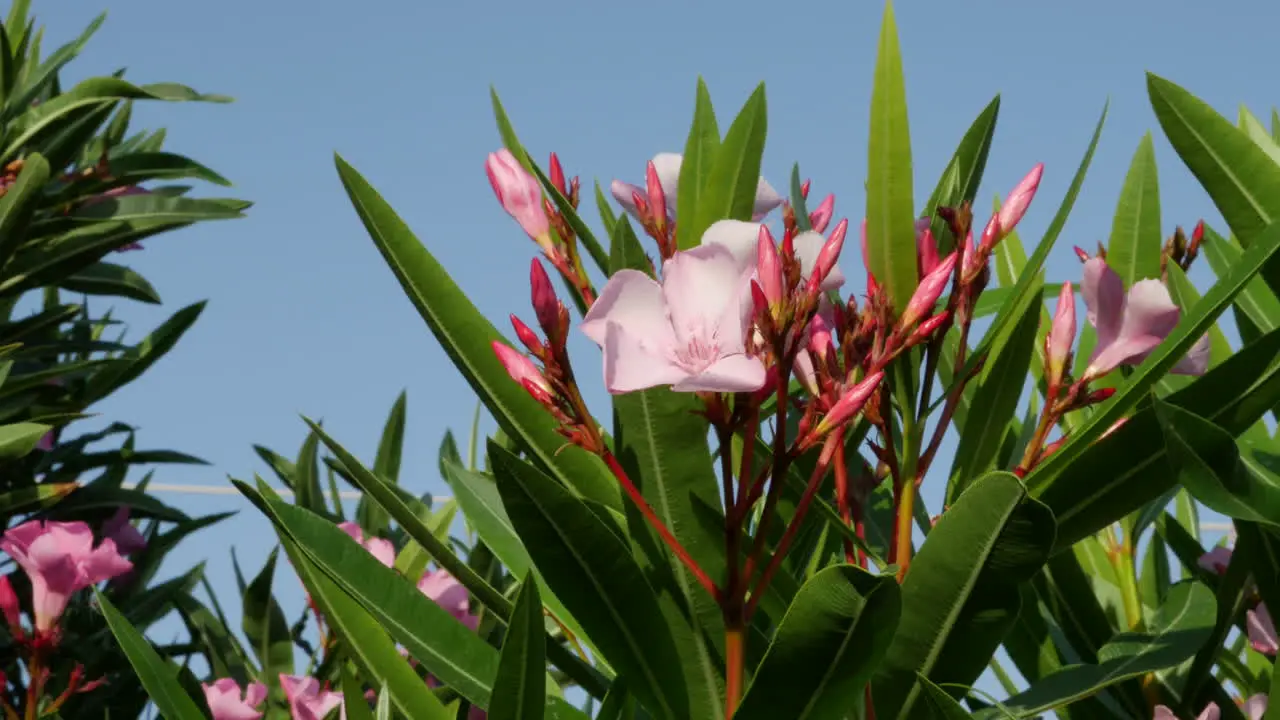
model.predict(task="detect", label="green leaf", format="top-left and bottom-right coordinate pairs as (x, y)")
top-left (736, 565), bottom-right (901, 720)
top-left (490, 576), bottom-right (547, 720)
top-left (978, 582), bottom-right (1216, 718)
top-left (58, 262), bottom-right (161, 304)
top-left (359, 390), bottom-right (407, 534)
top-left (675, 77), bottom-right (721, 250)
top-left (488, 441), bottom-right (690, 719)
top-left (1030, 217), bottom-right (1280, 488)
top-left (0, 481), bottom-right (76, 513)
top-left (82, 301), bottom-right (205, 403)
top-left (1166, 264), bottom-right (1232, 369)
top-left (344, 665), bottom-right (376, 720)
top-left (334, 155), bottom-right (619, 509)
top-left (864, 0), bottom-right (917, 311)
top-left (917, 674), bottom-right (976, 719)
top-left (0, 420), bottom-right (49, 458)
top-left (67, 194), bottom-right (245, 223)
top-left (921, 95), bottom-right (1000, 254)
top-left (104, 151), bottom-right (232, 186)
top-left (95, 590), bottom-right (206, 720)
top-left (874, 472), bottom-right (1054, 718)
top-left (690, 84), bottom-right (767, 243)
top-left (1154, 399), bottom-right (1280, 526)
top-left (790, 164), bottom-right (811, 232)
top-left (241, 548), bottom-right (293, 682)
top-left (0, 152), bottom-right (49, 267)
top-left (1106, 133), bottom-right (1163, 286)
top-left (1200, 223), bottom-right (1280, 335)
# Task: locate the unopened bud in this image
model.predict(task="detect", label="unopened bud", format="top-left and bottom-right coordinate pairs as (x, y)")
top-left (757, 226), bottom-right (783, 307)
top-left (800, 179), bottom-right (811, 199)
top-left (645, 161), bottom-right (667, 231)
top-left (1084, 387), bottom-right (1116, 406)
top-left (996, 163), bottom-right (1043, 237)
top-left (548, 153), bottom-right (567, 195)
top-left (809, 194), bottom-right (835, 233)
top-left (906, 311), bottom-right (950, 347)
top-left (1073, 245), bottom-right (1091, 263)
top-left (917, 227), bottom-right (940, 278)
top-left (0, 574), bottom-right (19, 632)
top-left (510, 314), bottom-right (544, 355)
top-left (1101, 416), bottom-right (1128, 440)
top-left (529, 259), bottom-right (561, 337)
top-left (809, 371), bottom-right (884, 443)
top-left (806, 219), bottom-right (848, 295)
top-left (1046, 282), bottom-right (1075, 387)
top-left (492, 341), bottom-right (551, 396)
top-left (977, 215), bottom-right (1001, 254)
top-left (902, 252), bottom-right (957, 327)
top-left (486, 149), bottom-right (551, 250)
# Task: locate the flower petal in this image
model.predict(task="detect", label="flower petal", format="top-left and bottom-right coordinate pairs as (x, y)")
top-left (610, 180), bottom-right (644, 219)
top-left (793, 231), bottom-right (846, 290)
top-left (1243, 694), bottom-right (1268, 720)
top-left (753, 178), bottom-right (785, 220)
top-left (1088, 334), bottom-right (1164, 378)
top-left (581, 269), bottom-right (673, 349)
top-left (661, 243), bottom-right (747, 345)
top-left (673, 354), bottom-right (767, 393)
top-left (700, 219), bottom-right (761, 275)
top-left (1081, 257), bottom-right (1125, 348)
top-left (651, 152), bottom-right (682, 213)
top-left (1117, 279), bottom-right (1180, 344)
top-left (603, 321), bottom-right (687, 393)
top-left (1170, 333), bottom-right (1210, 376)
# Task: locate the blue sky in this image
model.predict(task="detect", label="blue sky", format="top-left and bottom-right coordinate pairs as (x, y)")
top-left (29, 0), bottom-right (1277, 706)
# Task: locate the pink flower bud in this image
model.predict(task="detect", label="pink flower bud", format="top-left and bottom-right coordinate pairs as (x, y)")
top-left (917, 227), bottom-right (940, 278)
top-left (529, 259), bottom-right (559, 335)
top-left (510, 315), bottom-right (544, 355)
top-left (486, 149), bottom-right (550, 245)
top-left (0, 574), bottom-right (19, 632)
top-left (1046, 282), bottom-right (1075, 386)
top-left (860, 219), bottom-right (880, 295)
top-left (808, 313), bottom-right (833, 359)
top-left (757, 227), bottom-right (783, 307)
top-left (997, 163), bottom-right (1044, 237)
top-left (978, 214), bottom-right (1001, 253)
top-left (549, 153), bottom-right (567, 195)
top-left (750, 281), bottom-right (769, 320)
top-left (903, 252), bottom-right (957, 327)
top-left (907, 311), bottom-right (950, 347)
top-left (645, 160), bottom-right (667, 228)
top-left (492, 341), bottom-right (550, 396)
top-left (800, 179), bottom-right (811, 199)
top-left (809, 194), bottom-right (835, 233)
top-left (806, 219), bottom-right (847, 295)
top-left (1073, 245), bottom-right (1090, 263)
top-left (1191, 220), bottom-right (1205, 246)
top-left (813, 372), bottom-right (884, 440)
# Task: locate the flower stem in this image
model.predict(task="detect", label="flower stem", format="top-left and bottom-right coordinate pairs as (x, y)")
top-left (892, 475), bottom-right (916, 582)
top-left (724, 623), bottom-right (745, 717)
top-left (1110, 524), bottom-right (1145, 631)
top-left (833, 440), bottom-right (856, 564)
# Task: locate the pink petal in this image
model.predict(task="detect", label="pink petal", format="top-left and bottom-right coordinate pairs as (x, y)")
top-left (792, 231), bottom-right (846, 290)
top-left (1198, 546), bottom-right (1232, 574)
top-left (1243, 695), bottom-right (1268, 720)
top-left (337, 522), bottom-right (364, 543)
top-left (603, 322), bottom-right (687, 393)
top-left (794, 351), bottom-right (819, 396)
top-left (1081, 258), bottom-right (1125, 348)
top-left (1171, 333), bottom-right (1210, 376)
top-left (581, 270), bottom-right (674, 349)
top-left (81, 538), bottom-right (133, 585)
top-left (609, 180), bottom-right (644, 218)
top-left (1117, 280), bottom-right (1180, 344)
top-left (1248, 605), bottom-right (1278, 656)
top-left (1088, 334), bottom-right (1164, 378)
top-left (752, 178), bottom-right (785, 220)
top-left (244, 682), bottom-right (268, 707)
top-left (365, 538), bottom-right (396, 568)
top-left (673, 354), bottom-right (768, 393)
top-left (1196, 704), bottom-right (1222, 720)
top-left (1152, 707), bottom-right (1179, 720)
top-left (661, 244), bottom-right (750, 346)
top-left (651, 153), bottom-right (682, 214)
top-left (700, 220), bottom-right (761, 275)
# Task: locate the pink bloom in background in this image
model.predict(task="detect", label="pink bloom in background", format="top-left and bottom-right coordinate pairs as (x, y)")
top-left (103, 507), bottom-right (147, 556)
top-left (281, 674), bottom-right (343, 720)
top-left (1248, 604), bottom-right (1278, 656)
top-left (1154, 703), bottom-right (1218, 720)
top-left (419, 569), bottom-right (479, 632)
top-left (36, 431), bottom-right (54, 451)
top-left (1198, 546), bottom-right (1232, 575)
top-left (1243, 694), bottom-right (1268, 719)
top-left (581, 243), bottom-right (766, 394)
top-left (337, 522), bottom-right (396, 568)
top-left (610, 153), bottom-right (783, 223)
top-left (0, 519), bottom-right (132, 632)
top-left (202, 678), bottom-right (267, 720)
top-left (485, 149), bottom-right (550, 247)
top-left (700, 220), bottom-right (847, 291)
top-left (1080, 256), bottom-right (1210, 380)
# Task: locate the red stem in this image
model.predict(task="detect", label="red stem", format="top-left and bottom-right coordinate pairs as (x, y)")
top-left (833, 440), bottom-right (856, 565)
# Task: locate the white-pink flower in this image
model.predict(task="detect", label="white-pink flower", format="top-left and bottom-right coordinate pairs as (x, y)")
top-left (700, 220), bottom-right (846, 291)
top-left (202, 678), bottom-right (267, 720)
top-left (337, 522), bottom-right (395, 568)
top-left (1081, 256), bottom-right (1209, 379)
top-left (1243, 694), bottom-right (1268, 720)
top-left (1154, 703), bottom-right (1218, 720)
top-left (418, 569), bottom-right (479, 632)
top-left (610, 153), bottom-right (783, 223)
top-left (581, 243), bottom-right (767, 394)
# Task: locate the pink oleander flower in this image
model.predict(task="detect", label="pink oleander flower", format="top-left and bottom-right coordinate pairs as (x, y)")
top-left (202, 678), bottom-right (267, 720)
top-left (419, 569), bottom-right (479, 632)
top-left (1248, 604), bottom-right (1278, 656)
top-left (581, 242), bottom-right (767, 394)
top-left (281, 675), bottom-right (344, 720)
top-left (1198, 545), bottom-right (1232, 574)
top-left (699, 219), bottom-right (847, 291)
top-left (1243, 694), bottom-right (1268, 719)
top-left (1046, 282), bottom-right (1076, 386)
top-left (0, 520), bottom-right (132, 632)
top-left (337, 522), bottom-right (396, 568)
top-left (102, 507), bottom-right (147, 556)
top-left (486, 149), bottom-right (551, 250)
top-left (611, 153), bottom-right (783, 223)
top-left (1155, 704), bottom-right (1218, 720)
top-left (1080, 256), bottom-right (1210, 380)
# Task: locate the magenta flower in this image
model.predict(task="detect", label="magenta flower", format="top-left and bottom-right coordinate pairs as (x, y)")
top-left (1154, 704), bottom-right (1218, 720)
top-left (486, 149), bottom-right (550, 251)
top-left (202, 678), bottom-right (267, 720)
top-left (610, 153), bottom-right (783, 223)
top-left (418, 569), bottom-right (479, 632)
top-left (0, 520), bottom-right (132, 632)
top-left (337, 522), bottom-right (396, 568)
top-left (103, 507), bottom-right (147, 556)
top-left (1080, 256), bottom-right (1209, 380)
top-left (699, 220), bottom-right (847, 291)
top-left (281, 674), bottom-right (344, 720)
top-left (1249, 604), bottom-right (1278, 656)
top-left (581, 243), bottom-right (766, 394)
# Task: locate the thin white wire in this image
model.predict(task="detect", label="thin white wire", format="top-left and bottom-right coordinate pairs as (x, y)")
top-left (119, 482), bottom-right (1236, 532)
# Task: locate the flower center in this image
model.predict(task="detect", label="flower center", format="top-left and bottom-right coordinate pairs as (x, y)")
top-left (672, 334), bottom-right (721, 374)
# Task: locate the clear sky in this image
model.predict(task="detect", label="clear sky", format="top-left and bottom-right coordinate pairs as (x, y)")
top-left (30, 0), bottom-right (1275, 706)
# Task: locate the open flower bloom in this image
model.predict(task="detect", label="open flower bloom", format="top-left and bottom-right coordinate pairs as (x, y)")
top-left (700, 220), bottom-right (846, 291)
top-left (202, 678), bottom-right (267, 720)
top-left (1081, 257), bottom-right (1210, 379)
top-left (1249, 604), bottom-right (1278, 656)
top-left (1198, 545), bottom-right (1232, 575)
top-left (581, 243), bottom-right (767, 394)
top-left (103, 507), bottom-right (147, 555)
top-left (610, 153), bottom-right (783, 223)
top-left (1154, 704), bottom-right (1219, 720)
top-left (1243, 695), bottom-right (1268, 720)
top-left (419, 569), bottom-right (479, 632)
top-left (281, 674), bottom-right (344, 720)
top-left (0, 519), bottom-right (132, 632)
top-left (337, 522), bottom-right (396, 568)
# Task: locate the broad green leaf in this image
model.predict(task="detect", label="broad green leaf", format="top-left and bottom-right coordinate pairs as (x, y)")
top-left (976, 582), bottom-right (1216, 718)
top-left (1029, 218), bottom-right (1280, 488)
top-left (864, 0), bottom-right (917, 311)
top-left (2, 14), bottom-right (104, 121)
top-left (736, 565), bottom-right (901, 720)
top-left (95, 590), bottom-right (206, 720)
top-left (0, 152), bottom-right (49, 266)
top-left (1166, 264), bottom-right (1232, 368)
top-left (921, 95), bottom-right (1000, 254)
top-left (1240, 106), bottom-right (1280, 168)
top-left (917, 674), bottom-right (976, 719)
top-left (691, 84), bottom-right (767, 242)
top-left (488, 441), bottom-right (690, 719)
top-left (675, 77), bottom-right (720, 251)
top-left (0, 420), bottom-right (49, 458)
top-left (1106, 133), bottom-right (1162, 286)
top-left (874, 472), bottom-right (1054, 718)
top-left (1155, 400), bottom-right (1280, 527)
top-left (241, 548), bottom-right (293, 684)
top-left (334, 155), bottom-right (619, 509)
top-left (1200, 223), bottom-right (1280, 336)
top-left (57, 262), bottom-right (161, 304)
top-left (490, 576), bottom-right (547, 720)
top-left (344, 665), bottom-right (376, 720)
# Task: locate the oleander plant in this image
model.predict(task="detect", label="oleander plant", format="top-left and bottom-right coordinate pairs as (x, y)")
top-left (13, 0), bottom-right (1280, 718)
